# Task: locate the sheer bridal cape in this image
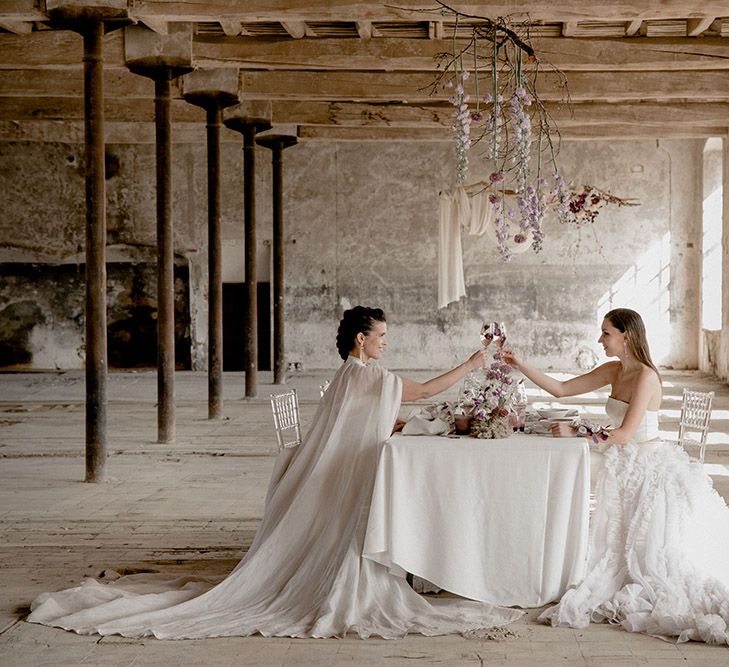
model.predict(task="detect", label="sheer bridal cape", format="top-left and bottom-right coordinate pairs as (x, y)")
top-left (28, 356), bottom-right (522, 639)
top-left (541, 397), bottom-right (729, 645)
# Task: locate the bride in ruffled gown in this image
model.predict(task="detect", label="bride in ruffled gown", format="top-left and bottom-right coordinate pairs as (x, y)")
top-left (27, 306), bottom-right (522, 639)
top-left (503, 308), bottom-right (729, 645)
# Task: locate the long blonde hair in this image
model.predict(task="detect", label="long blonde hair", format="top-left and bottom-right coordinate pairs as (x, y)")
top-left (604, 308), bottom-right (661, 380)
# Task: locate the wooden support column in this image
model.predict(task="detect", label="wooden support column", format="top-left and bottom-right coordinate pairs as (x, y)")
top-left (47, 1), bottom-right (130, 482)
top-left (224, 108), bottom-right (271, 398)
top-left (182, 70), bottom-right (239, 418)
top-left (153, 68), bottom-right (176, 442)
top-left (82, 20), bottom-right (107, 482)
top-left (255, 134), bottom-right (298, 385)
top-left (125, 23), bottom-right (192, 442)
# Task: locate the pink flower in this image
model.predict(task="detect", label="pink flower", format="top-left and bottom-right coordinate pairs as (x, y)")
top-left (489, 171), bottom-right (504, 183)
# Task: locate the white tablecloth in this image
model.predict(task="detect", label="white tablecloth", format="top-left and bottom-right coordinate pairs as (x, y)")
top-left (363, 433), bottom-right (590, 607)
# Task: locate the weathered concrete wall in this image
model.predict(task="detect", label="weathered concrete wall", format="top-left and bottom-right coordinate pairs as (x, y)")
top-left (0, 135), bottom-right (714, 372)
top-left (281, 138), bottom-right (704, 370)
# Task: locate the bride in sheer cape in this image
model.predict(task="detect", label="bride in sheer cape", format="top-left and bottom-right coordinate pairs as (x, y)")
top-left (28, 306), bottom-right (522, 639)
top-left (502, 308), bottom-right (729, 645)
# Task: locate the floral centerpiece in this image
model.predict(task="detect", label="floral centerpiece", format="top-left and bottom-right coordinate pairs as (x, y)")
top-left (459, 358), bottom-right (519, 439)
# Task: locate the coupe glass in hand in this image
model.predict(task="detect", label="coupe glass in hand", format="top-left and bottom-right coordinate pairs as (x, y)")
top-left (482, 321), bottom-right (507, 358)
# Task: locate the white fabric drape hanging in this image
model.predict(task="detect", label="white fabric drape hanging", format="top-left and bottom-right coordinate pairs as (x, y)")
top-left (438, 187), bottom-right (467, 308)
top-left (438, 186), bottom-right (494, 308)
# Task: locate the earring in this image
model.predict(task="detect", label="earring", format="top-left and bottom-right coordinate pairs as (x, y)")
top-left (359, 341), bottom-right (367, 363)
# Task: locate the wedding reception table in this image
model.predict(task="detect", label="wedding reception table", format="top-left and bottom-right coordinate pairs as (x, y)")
top-left (362, 432), bottom-right (590, 607)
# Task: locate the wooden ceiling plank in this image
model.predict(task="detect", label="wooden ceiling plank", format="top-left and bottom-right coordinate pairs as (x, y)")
top-left (127, 1), bottom-right (729, 23)
top-left (0, 31), bottom-right (126, 68)
top-left (0, 68), bottom-right (155, 98)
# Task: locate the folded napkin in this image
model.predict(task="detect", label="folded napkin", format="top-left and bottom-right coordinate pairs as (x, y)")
top-left (401, 407), bottom-right (451, 436)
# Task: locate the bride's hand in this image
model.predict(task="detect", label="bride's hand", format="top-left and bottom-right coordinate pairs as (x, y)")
top-left (467, 349), bottom-right (489, 371)
top-left (550, 422), bottom-right (577, 438)
top-left (500, 347), bottom-right (520, 368)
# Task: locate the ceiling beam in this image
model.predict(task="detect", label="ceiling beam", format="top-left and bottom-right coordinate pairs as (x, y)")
top-left (120, 1), bottom-right (729, 23)
top-left (296, 124), bottom-right (727, 141)
top-left (2, 97), bottom-right (729, 131)
top-left (1, 117), bottom-right (725, 144)
top-left (269, 100), bottom-right (729, 128)
top-left (190, 36), bottom-right (729, 72)
top-left (4, 66), bottom-right (729, 104)
top-left (4, 31), bottom-right (729, 72)
top-left (234, 69), bottom-right (729, 103)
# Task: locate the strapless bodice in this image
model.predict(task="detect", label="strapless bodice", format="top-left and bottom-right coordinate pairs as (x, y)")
top-left (605, 396), bottom-right (660, 444)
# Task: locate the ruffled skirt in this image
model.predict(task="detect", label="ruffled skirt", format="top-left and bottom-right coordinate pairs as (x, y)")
top-left (540, 441), bottom-right (729, 644)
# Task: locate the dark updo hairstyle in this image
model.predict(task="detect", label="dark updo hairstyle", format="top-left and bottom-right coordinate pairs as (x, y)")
top-left (336, 306), bottom-right (386, 361)
top-left (604, 308), bottom-right (661, 380)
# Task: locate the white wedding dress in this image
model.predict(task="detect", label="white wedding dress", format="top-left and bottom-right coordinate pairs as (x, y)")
top-left (28, 356), bottom-right (522, 639)
top-left (540, 397), bottom-right (729, 644)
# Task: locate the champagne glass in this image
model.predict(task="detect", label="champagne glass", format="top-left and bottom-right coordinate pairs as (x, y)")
top-left (480, 322), bottom-right (494, 347)
top-left (489, 321), bottom-right (507, 359)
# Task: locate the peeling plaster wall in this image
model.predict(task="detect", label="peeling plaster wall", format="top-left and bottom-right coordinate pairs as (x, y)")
top-left (0, 136), bottom-right (713, 373)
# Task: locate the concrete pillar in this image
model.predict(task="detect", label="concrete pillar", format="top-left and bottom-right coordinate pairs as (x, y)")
top-left (125, 23), bottom-right (193, 443)
top-left (223, 103), bottom-right (272, 398)
top-left (46, 1), bottom-right (130, 482)
top-left (182, 70), bottom-right (239, 419)
top-left (255, 134), bottom-right (298, 385)
top-left (721, 136), bottom-right (729, 381)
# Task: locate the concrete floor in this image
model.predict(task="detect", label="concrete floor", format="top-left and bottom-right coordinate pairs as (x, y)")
top-left (1, 368), bottom-right (729, 666)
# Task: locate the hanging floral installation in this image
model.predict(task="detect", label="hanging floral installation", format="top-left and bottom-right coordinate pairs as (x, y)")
top-left (422, 2), bottom-right (637, 261)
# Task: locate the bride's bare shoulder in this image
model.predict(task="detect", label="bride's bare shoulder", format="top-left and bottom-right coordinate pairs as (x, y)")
top-left (595, 360), bottom-right (621, 378)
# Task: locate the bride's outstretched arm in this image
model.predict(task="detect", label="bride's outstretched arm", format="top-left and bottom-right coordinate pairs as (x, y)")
top-left (400, 349), bottom-right (489, 401)
top-left (501, 348), bottom-right (618, 398)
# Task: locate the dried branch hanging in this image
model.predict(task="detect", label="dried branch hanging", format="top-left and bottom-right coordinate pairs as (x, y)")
top-left (414, 3), bottom-right (631, 263)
